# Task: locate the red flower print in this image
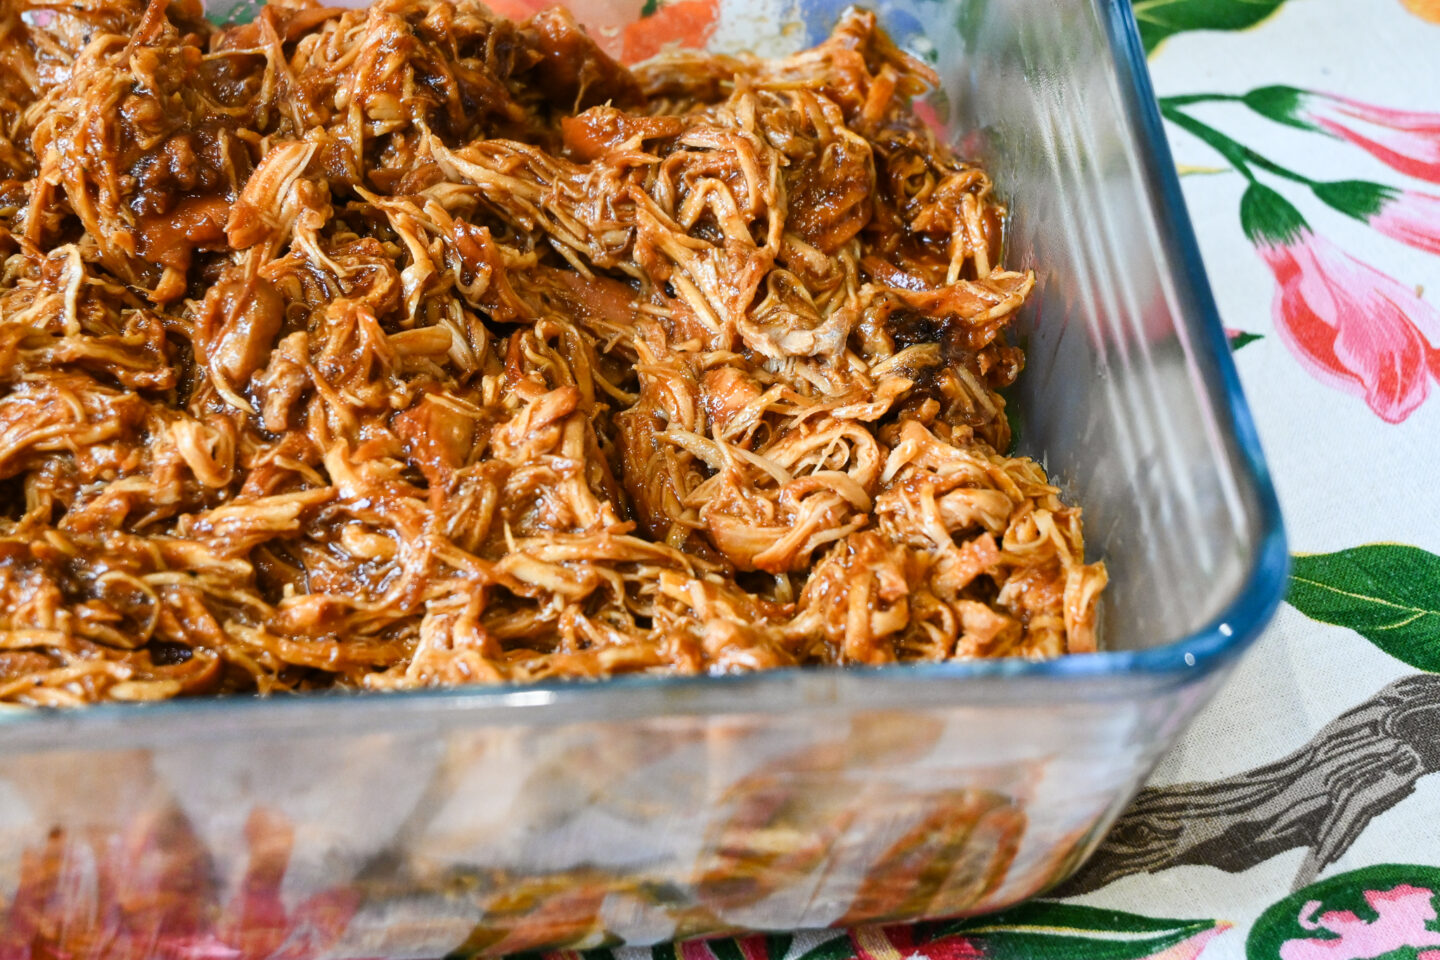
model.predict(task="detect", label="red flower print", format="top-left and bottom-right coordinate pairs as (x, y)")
top-left (1313, 180), bottom-right (1440, 256)
top-left (620, 0), bottom-right (719, 64)
top-left (1317, 98), bottom-right (1440, 182)
top-left (1245, 87), bottom-right (1440, 183)
top-left (1371, 189), bottom-right (1440, 254)
top-left (912, 99), bottom-right (947, 137)
top-left (1401, 0), bottom-right (1440, 22)
top-left (851, 924), bottom-right (984, 960)
top-left (1241, 183), bottom-right (1440, 423)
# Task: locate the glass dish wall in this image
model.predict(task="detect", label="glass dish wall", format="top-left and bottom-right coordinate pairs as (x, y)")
top-left (0, 0), bottom-right (1286, 955)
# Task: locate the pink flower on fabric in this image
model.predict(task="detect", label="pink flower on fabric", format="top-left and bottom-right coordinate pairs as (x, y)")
top-left (1145, 925), bottom-right (1229, 960)
top-left (1370, 189), bottom-right (1440, 254)
top-left (1245, 86), bottom-right (1440, 183)
top-left (1314, 180), bottom-right (1440, 256)
top-left (1279, 884), bottom-right (1440, 960)
top-left (1317, 98), bottom-right (1440, 183)
top-left (1242, 183), bottom-right (1440, 423)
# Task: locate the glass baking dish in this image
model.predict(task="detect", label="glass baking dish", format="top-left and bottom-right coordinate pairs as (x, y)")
top-left (0, 0), bottom-right (1287, 954)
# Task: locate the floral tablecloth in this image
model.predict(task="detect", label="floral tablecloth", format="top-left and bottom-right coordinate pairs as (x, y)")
top-left (599, 0), bottom-right (1440, 958)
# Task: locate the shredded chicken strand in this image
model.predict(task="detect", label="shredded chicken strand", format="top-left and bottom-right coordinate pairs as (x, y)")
top-left (0, 0), bottom-right (1106, 704)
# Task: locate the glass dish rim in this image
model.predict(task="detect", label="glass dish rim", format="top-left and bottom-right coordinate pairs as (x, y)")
top-left (0, 0), bottom-right (1288, 734)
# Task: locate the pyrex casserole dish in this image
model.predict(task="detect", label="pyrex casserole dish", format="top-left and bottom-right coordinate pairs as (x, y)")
top-left (0, 0), bottom-right (1287, 954)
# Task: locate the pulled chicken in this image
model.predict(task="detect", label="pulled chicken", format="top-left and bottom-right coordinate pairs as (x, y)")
top-left (0, 0), bottom-right (1106, 704)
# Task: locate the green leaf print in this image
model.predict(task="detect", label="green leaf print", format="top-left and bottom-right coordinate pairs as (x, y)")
top-left (1230, 331), bottom-right (1263, 351)
top-left (1240, 183), bottom-right (1309, 248)
top-left (765, 934), bottom-right (794, 960)
top-left (1312, 180), bottom-right (1398, 220)
top-left (790, 935), bottom-right (852, 960)
top-left (1248, 864), bottom-right (1440, 960)
top-left (928, 901), bottom-right (1228, 960)
top-left (1241, 85), bottom-right (1315, 130)
top-left (1132, 0), bottom-right (1293, 54)
top-left (1288, 545), bottom-right (1440, 671)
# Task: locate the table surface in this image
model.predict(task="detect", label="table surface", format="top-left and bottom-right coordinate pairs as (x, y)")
top-left (607, 1), bottom-right (1440, 958)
